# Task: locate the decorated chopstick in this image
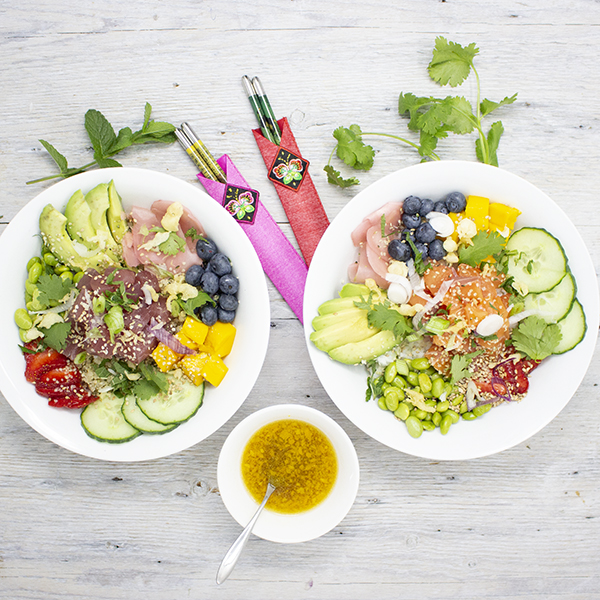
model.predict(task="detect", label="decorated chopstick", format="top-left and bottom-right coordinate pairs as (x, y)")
top-left (251, 77), bottom-right (282, 145)
top-left (176, 125), bottom-right (308, 322)
top-left (180, 122), bottom-right (227, 183)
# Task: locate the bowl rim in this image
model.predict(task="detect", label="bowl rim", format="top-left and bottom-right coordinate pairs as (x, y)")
top-left (303, 160), bottom-right (599, 460)
top-left (0, 167), bottom-right (271, 462)
top-left (217, 403), bottom-right (360, 544)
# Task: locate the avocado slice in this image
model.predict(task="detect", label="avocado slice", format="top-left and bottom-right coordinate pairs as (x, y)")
top-left (310, 316), bottom-right (377, 353)
top-left (312, 307), bottom-right (368, 331)
top-left (328, 330), bottom-right (396, 365)
top-left (107, 180), bottom-right (127, 243)
top-left (85, 183), bottom-right (120, 254)
top-left (64, 189), bottom-right (97, 250)
top-left (39, 204), bottom-right (115, 272)
top-left (338, 283), bottom-right (369, 298)
top-left (317, 295), bottom-right (365, 316)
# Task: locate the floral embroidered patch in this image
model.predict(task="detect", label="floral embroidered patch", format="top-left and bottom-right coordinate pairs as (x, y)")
top-left (222, 185), bottom-right (259, 224)
top-left (268, 148), bottom-right (309, 191)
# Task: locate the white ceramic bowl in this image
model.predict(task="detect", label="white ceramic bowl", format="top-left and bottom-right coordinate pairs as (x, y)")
top-left (304, 161), bottom-right (599, 461)
top-left (0, 168), bottom-right (270, 462)
top-left (217, 404), bottom-right (360, 543)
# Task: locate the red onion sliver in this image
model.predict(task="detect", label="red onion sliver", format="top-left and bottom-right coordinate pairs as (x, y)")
top-left (148, 321), bottom-right (194, 355)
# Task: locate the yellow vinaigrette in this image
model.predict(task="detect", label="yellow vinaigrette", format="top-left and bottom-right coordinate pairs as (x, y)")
top-left (241, 419), bottom-right (338, 514)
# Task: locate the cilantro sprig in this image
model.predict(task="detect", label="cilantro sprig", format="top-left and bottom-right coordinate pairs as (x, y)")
top-left (325, 37), bottom-right (517, 187)
top-left (355, 296), bottom-right (414, 342)
top-left (511, 316), bottom-right (562, 360)
top-left (28, 103), bottom-right (176, 184)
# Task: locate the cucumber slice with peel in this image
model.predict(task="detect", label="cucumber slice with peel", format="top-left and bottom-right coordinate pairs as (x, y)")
top-left (81, 393), bottom-right (141, 443)
top-left (553, 299), bottom-right (587, 354)
top-left (505, 227), bottom-right (567, 293)
top-left (524, 272), bottom-right (576, 323)
top-left (121, 397), bottom-right (179, 434)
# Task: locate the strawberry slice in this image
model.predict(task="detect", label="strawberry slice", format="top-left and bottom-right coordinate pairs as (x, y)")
top-left (24, 348), bottom-right (68, 383)
top-left (35, 363), bottom-right (82, 396)
top-left (48, 387), bottom-right (98, 409)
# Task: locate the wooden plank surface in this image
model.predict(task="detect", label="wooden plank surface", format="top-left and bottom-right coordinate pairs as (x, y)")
top-left (0, 1), bottom-right (599, 598)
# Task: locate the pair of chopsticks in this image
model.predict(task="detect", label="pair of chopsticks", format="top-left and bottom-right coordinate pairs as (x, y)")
top-left (175, 123), bottom-right (227, 183)
top-left (241, 76), bottom-right (282, 145)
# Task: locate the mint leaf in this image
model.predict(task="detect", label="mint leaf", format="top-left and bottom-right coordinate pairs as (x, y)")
top-left (39, 140), bottom-right (68, 173)
top-left (428, 36), bottom-right (478, 87)
top-left (85, 109), bottom-right (117, 161)
top-left (323, 165), bottom-right (360, 188)
top-left (143, 102), bottom-right (152, 130)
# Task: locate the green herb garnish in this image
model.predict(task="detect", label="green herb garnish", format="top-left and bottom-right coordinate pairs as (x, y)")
top-left (511, 316), bottom-right (562, 360)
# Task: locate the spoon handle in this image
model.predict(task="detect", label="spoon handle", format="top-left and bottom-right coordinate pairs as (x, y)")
top-left (216, 482), bottom-right (276, 585)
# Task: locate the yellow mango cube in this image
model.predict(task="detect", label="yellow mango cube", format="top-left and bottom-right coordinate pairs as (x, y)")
top-left (180, 352), bottom-right (229, 387)
top-left (205, 322), bottom-right (237, 358)
top-left (151, 343), bottom-right (180, 373)
top-left (489, 203), bottom-right (521, 232)
top-left (449, 212), bottom-right (463, 242)
top-left (181, 316), bottom-right (209, 345)
top-left (465, 195), bottom-right (490, 231)
top-left (179, 354), bottom-right (205, 386)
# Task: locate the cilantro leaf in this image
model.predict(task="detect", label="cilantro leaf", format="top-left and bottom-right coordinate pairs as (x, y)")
top-left (180, 291), bottom-right (215, 318)
top-left (323, 165), bottom-right (360, 188)
top-left (480, 93), bottom-right (518, 118)
top-left (36, 273), bottom-right (73, 305)
top-left (511, 316), bottom-right (562, 360)
top-left (366, 302), bottom-right (413, 341)
top-left (450, 350), bottom-right (482, 385)
top-left (406, 235), bottom-right (430, 275)
top-left (333, 125), bottom-right (375, 170)
top-left (458, 230), bottom-right (505, 267)
top-left (475, 121), bottom-right (504, 167)
top-left (185, 228), bottom-right (205, 242)
top-left (40, 321), bottom-right (71, 352)
top-left (158, 232), bottom-right (186, 256)
top-left (428, 36), bottom-right (479, 87)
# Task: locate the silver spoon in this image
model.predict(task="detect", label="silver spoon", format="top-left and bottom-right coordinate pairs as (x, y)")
top-left (216, 482), bottom-right (276, 585)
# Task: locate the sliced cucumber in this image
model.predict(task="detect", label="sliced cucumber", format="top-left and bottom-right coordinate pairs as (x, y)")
top-left (505, 227), bottom-right (567, 293)
top-left (81, 392), bottom-right (141, 444)
top-left (524, 271), bottom-right (576, 323)
top-left (136, 376), bottom-right (204, 426)
top-left (553, 299), bottom-right (587, 354)
top-left (121, 396), bottom-right (179, 434)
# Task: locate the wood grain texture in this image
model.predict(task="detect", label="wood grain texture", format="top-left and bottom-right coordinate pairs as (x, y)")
top-left (0, 1), bottom-right (599, 598)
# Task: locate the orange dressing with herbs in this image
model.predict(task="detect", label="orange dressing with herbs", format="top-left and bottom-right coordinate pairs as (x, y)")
top-left (241, 419), bottom-right (338, 514)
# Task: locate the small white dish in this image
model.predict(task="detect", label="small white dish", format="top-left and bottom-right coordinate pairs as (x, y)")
top-left (217, 404), bottom-right (360, 544)
top-left (0, 168), bottom-right (271, 462)
top-left (303, 160), bottom-right (599, 461)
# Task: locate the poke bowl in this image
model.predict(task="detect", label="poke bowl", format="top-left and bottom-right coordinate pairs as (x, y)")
top-left (304, 161), bottom-right (598, 460)
top-left (0, 168), bottom-right (270, 462)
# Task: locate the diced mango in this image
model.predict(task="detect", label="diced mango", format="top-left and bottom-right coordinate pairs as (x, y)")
top-left (465, 195), bottom-right (490, 231)
top-left (176, 331), bottom-right (198, 351)
top-left (151, 343), bottom-right (181, 373)
top-left (489, 202), bottom-right (521, 232)
top-left (449, 212), bottom-right (463, 242)
top-left (181, 316), bottom-right (209, 345)
top-left (180, 352), bottom-right (229, 387)
top-left (205, 322), bottom-right (236, 358)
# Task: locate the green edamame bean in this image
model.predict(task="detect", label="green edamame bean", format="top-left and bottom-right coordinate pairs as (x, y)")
top-left (395, 359), bottom-right (410, 377)
top-left (422, 421), bottom-right (435, 431)
top-left (411, 409), bottom-right (428, 420)
top-left (462, 411), bottom-right (477, 421)
top-left (54, 264), bottom-right (70, 274)
top-left (442, 410), bottom-right (460, 424)
top-left (436, 400), bottom-right (450, 413)
top-left (73, 271), bottom-right (84, 284)
top-left (28, 261), bottom-right (43, 283)
top-left (431, 377), bottom-right (445, 398)
top-left (394, 402), bottom-right (411, 421)
top-left (440, 414), bottom-right (453, 435)
top-left (384, 362), bottom-right (397, 383)
top-left (411, 357), bottom-right (430, 371)
top-left (405, 416), bottom-right (423, 438)
top-left (60, 271), bottom-right (74, 283)
top-left (418, 373), bottom-right (432, 393)
top-left (385, 393), bottom-right (400, 412)
top-left (392, 375), bottom-right (407, 389)
top-left (451, 393), bottom-right (464, 406)
top-left (43, 252), bottom-right (58, 266)
top-left (423, 412), bottom-right (432, 422)
top-left (432, 412), bottom-right (442, 427)
top-left (459, 401), bottom-right (468, 414)
top-left (26, 299), bottom-right (45, 312)
top-left (26, 257), bottom-right (41, 271)
top-left (378, 397), bottom-right (388, 411)
top-left (406, 371), bottom-right (419, 387)
top-left (14, 308), bottom-right (33, 330)
top-left (473, 403), bottom-right (492, 417)
top-left (25, 280), bottom-right (37, 296)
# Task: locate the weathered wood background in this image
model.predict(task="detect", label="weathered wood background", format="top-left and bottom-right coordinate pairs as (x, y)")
top-left (1, 1), bottom-right (599, 598)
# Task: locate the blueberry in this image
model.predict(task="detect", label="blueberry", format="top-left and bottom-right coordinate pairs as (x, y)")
top-left (196, 237), bottom-right (218, 261)
top-left (388, 239), bottom-right (412, 262)
top-left (414, 242), bottom-right (429, 260)
top-left (415, 222), bottom-right (437, 244)
top-left (218, 293), bottom-right (238, 312)
top-left (445, 191), bottom-right (467, 213)
top-left (197, 304), bottom-right (218, 326)
top-left (428, 239), bottom-right (445, 261)
top-left (218, 308), bottom-right (236, 323)
top-left (209, 253), bottom-right (232, 277)
top-left (433, 201), bottom-right (449, 215)
top-left (419, 198), bottom-right (435, 216)
top-left (402, 195), bottom-right (422, 215)
top-left (401, 213), bottom-right (421, 229)
top-left (185, 264), bottom-right (204, 287)
top-left (219, 273), bottom-right (239, 295)
top-left (200, 271), bottom-right (219, 295)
